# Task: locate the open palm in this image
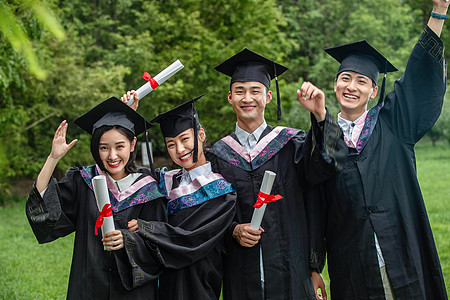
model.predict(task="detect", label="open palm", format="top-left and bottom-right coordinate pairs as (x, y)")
top-left (50, 120), bottom-right (77, 160)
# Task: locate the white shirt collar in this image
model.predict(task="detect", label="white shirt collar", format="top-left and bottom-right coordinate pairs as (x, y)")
top-left (179, 161), bottom-right (212, 187)
top-left (107, 172), bottom-right (141, 192)
top-left (234, 121), bottom-right (267, 151)
top-left (337, 112), bottom-right (367, 139)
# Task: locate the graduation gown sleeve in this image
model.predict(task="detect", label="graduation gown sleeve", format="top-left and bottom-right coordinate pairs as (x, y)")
top-left (115, 229), bottom-right (165, 290)
top-left (26, 166), bottom-right (167, 300)
top-left (305, 109), bottom-right (346, 186)
top-left (26, 167), bottom-right (80, 243)
top-left (137, 191), bottom-right (236, 269)
top-left (382, 26), bottom-right (446, 143)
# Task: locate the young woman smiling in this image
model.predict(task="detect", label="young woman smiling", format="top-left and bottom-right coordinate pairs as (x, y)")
top-left (123, 93), bottom-right (236, 299)
top-left (26, 97), bottom-right (167, 300)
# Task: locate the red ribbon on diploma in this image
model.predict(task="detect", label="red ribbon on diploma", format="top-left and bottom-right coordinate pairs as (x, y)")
top-left (142, 72), bottom-right (159, 89)
top-left (95, 203), bottom-right (113, 235)
top-left (253, 191), bottom-right (283, 208)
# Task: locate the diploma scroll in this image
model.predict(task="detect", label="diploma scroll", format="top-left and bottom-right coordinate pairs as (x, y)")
top-left (250, 171), bottom-right (277, 230)
top-left (127, 59), bottom-right (184, 106)
top-left (92, 175), bottom-right (115, 250)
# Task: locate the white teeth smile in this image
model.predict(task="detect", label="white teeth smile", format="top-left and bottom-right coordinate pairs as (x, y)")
top-left (345, 94), bottom-right (358, 99)
top-left (180, 152), bottom-right (192, 160)
top-left (108, 161), bottom-right (120, 166)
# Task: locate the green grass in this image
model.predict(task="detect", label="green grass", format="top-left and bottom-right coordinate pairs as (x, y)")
top-left (0, 203), bottom-right (74, 299)
top-left (416, 140), bottom-right (450, 296)
top-left (0, 141), bottom-right (448, 299)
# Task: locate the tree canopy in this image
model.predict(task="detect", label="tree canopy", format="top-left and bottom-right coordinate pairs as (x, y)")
top-left (0, 0), bottom-right (448, 188)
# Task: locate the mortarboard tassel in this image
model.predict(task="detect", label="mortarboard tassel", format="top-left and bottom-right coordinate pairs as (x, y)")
top-left (192, 106), bottom-right (198, 163)
top-left (144, 122), bottom-right (156, 179)
top-left (377, 61), bottom-right (388, 105)
top-left (274, 62), bottom-right (281, 121)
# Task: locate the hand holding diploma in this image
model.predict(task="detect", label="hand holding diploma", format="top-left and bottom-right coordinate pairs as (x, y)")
top-left (126, 59), bottom-right (184, 107)
top-left (102, 230), bottom-right (124, 251)
top-left (233, 171), bottom-right (282, 248)
top-left (92, 175), bottom-right (116, 250)
top-left (121, 90), bottom-right (139, 111)
top-left (232, 223), bottom-right (264, 248)
top-left (250, 171), bottom-right (283, 230)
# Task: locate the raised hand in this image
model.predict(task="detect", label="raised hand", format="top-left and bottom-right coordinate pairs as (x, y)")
top-left (50, 120), bottom-right (77, 161)
top-left (120, 90), bottom-right (139, 111)
top-left (36, 120), bottom-right (77, 193)
top-left (432, 0), bottom-right (449, 9)
top-left (429, 0), bottom-right (449, 36)
top-left (297, 82), bottom-right (327, 122)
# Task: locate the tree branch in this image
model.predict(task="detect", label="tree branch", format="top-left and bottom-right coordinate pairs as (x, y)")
top-left (25, 111), bottom-right (59, 130)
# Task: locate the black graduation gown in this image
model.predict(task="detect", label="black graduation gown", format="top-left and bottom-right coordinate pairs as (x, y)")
top-left (26, 165), bottom-right (167, 300)
top-left (136, 168), bottom-right (236, 300)
top-left (207, 114), bottom-right (347, 300)
top-left (311, 27), bottom-right (448, 300)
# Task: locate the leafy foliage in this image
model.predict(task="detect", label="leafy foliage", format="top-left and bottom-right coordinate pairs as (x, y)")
top-left (0, 0), bottom-right (449, 187)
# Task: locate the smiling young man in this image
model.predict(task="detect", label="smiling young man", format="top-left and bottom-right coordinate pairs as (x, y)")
top-left (228, 81), bottom-right (271, 133)
top-left (208, 49), bottom-right (347, 300)
top-left (334, 71), bottom-right (378, 121)
top-left (308, 0), bottom-right (449, 299)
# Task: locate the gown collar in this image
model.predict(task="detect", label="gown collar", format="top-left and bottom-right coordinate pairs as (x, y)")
top-left (343, 103), bottom-right (384, 156)
top-left (80, 164), bottom-right (164, 212)
top-left (160, 167), bottom-right (235, 215)
top-left (234, 121), bottom-right (267, 152)
top-left (208, 126), bottom-right (300, 171)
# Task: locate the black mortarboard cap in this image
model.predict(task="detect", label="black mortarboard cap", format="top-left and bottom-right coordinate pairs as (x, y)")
top-left (74, 96), bottom-right (156, 176)
top-left (74, 96), bottom-right (152, 136)
top-left (214, 48), bottom-right (288, 120)
top-left (325, 40), bottom-right (397, 104)
top-left (150, 94), bottom-right (205, 163)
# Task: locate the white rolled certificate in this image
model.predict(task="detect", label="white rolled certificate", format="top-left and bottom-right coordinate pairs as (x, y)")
top-left (250, 171), bottom-right (277, 230)
top-left (92, 175), bottom-right (115, 250)
top-left (127, 59), bottom-right (184, 106)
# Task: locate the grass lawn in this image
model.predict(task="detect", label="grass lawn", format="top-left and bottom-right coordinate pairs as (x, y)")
top-left (416, 141), bottom-right (450, 295)
top-left (0, 141), bottom-right (448, 299)
top-left (0, 202), bottom-right (74, 299)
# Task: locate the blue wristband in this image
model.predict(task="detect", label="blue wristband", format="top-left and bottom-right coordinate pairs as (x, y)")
top-left (431, 11), bottom-right (449, 20)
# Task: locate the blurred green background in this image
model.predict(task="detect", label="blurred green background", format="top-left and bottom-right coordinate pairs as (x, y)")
top-left (1, 0), bottom-right (450, 188)
top-left (0, 0), bottom-right (449, 298)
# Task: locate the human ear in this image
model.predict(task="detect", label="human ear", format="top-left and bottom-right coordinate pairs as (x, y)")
top-left (265, 89), bottom-right (273, 104)
top-left (130, 137), bottom-right (137, 152)
top-left (370, 86), bottom-right (379, 99)
top-left (198, 128), bottom-right (206, 143)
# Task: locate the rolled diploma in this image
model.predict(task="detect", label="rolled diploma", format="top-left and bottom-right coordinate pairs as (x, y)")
top-left (250, 171), bottom-right (277, 230)
top-left (127, 59), bottom-right (184, 106)
top-left (92, 175), bottom-right (115, 250)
